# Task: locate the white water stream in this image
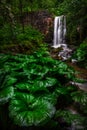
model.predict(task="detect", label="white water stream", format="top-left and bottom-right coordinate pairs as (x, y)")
top-left (53, 16), bottom-right (72, 60)
top-left (53, 15), bottom-right (66, 48)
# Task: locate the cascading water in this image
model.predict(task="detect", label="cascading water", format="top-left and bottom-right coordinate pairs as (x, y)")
top-left (53, 15), bottom-right (66, 48)
top-left (53, 15), bottom-right (72, 60)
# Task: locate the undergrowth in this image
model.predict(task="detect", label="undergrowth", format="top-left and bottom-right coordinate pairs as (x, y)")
top-left (72, 40), bottom-right (87, 68)
top-left (0, 50), bottom-right (87, 129)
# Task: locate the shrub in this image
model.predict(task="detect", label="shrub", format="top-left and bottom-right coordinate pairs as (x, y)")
top-left (72, 40), bottom-right (87, 68)
top-left (16, 26), bottom-right (44, 45)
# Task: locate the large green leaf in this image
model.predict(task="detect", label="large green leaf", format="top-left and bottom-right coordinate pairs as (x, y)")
top-left (38, 93), bottom-right (58, 105)
top-left (9, 93), bottom-right (56, 126)
top-left (0, 75), bottom-right (17, 89)
top-left (16, 83), bottom-right (30, 90)
top-left (0, 87), bottom-right (14, 104)
top-left (31, 77), bottom-right (57, 91)
top-left (45, 77), bottom-right (57, 87)
top-left (6, 77), bottom-right (17, 86)
top-left (16, 82), bottom-right (48, 93)
top-left (28, 65), bottom-right (49, 78)
top-left (16, 77), bottom-right (57, 93)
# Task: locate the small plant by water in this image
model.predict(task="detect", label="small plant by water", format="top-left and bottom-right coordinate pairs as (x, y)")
top-left (72, 40), bottom-right (87, 69)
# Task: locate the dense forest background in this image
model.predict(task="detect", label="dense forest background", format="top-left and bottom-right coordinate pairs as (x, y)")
top-left (0, 0), bottom-right (87, 45)
top-left (0, 0), bottom-right (87, 67)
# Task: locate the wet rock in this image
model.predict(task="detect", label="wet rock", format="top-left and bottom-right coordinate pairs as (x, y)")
top-left (71, 59), bottom-right (78, 64)
top-left (70, 81), bottom-right (87, 92)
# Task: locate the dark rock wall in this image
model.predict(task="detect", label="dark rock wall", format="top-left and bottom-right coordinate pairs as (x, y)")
top-left (23, 10), bottom-right (54, 43)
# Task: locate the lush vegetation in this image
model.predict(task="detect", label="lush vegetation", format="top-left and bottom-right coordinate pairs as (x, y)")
top-left (72, 39), bottom-right (87, 68)
top-left (0, 24), bottom-right (44, 54)
top-left (0, 0), bottom-right (87, 47)
top-left (0, 0), bottom-right (87, 130)
top-left (0, 51), bottom-right (87, 129)
top-left (0, 0), bottom-right (45, 53)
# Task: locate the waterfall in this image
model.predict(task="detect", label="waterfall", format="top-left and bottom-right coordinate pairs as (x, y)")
top-left (52, 15), bottom-right (72, 60)
top-left (53, 15), bottom-right (66, 48)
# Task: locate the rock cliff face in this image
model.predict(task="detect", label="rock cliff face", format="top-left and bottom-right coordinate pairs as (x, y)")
top-left (23, 10), bottom-right (54, 43)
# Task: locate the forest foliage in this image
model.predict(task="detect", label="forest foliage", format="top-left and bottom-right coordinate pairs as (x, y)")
top-left (0, 0), bottom-right (87, 129)
top-left (0, 51), bottom-right (87, 129)
top-left (0, 0), bottom-right (87, 46)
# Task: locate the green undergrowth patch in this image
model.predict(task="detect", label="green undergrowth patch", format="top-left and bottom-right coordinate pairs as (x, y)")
top-left (0, 50), bottom-right (87, 129)
top-left (72, 40), bottom-right (87, 68)
top-left (0, 25), bottom-right (44, 54)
